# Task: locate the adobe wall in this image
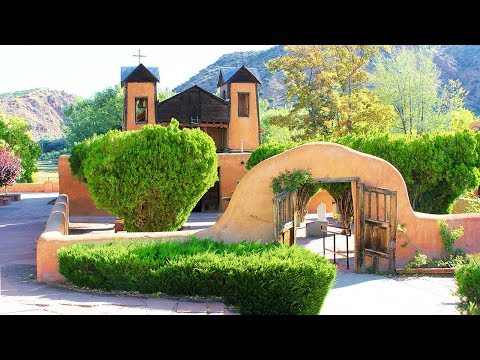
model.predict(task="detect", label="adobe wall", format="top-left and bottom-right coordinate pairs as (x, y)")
top-left (8, 181), bottom-right (59, 193)
top-left (206, 142), bottom-right (480, 267)
top-left (218, 153), bottom-right (250, 212)
top-left (308, 190), bottom-right (334, 213)
top-left (58, 155), bottom-right (112, 217)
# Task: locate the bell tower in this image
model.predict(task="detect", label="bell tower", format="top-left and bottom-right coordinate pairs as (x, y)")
top-left (217, 66), bottom-right (261, 151)
top-left (121, 63), bottom-right (159, 131)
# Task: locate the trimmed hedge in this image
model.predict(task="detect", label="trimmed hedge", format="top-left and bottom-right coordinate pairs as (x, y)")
top-left (248, 131), bottom-right (480, 214)
top-left (58, 238), bottom-right (337, 315)
top-left (455, 260), bottom-right (480, 313)
top-left (69, 120), bottom-right (218, 232)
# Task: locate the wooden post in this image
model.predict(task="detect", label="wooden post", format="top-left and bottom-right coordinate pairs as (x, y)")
top-left (354, 182), bottom-right (364, 272)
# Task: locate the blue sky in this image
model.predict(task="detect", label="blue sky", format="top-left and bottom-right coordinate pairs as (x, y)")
top-left (0, 45), bottom-right (275, 98)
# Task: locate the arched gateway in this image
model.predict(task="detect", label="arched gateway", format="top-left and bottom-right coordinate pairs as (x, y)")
top-left (199, 142), bottom-right (480, 272)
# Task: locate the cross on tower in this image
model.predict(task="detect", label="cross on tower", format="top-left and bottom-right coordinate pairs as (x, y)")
top-left (133, 49), bottom-right (146, 64)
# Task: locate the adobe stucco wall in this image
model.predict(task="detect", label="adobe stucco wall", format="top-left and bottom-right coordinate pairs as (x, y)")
top-left (308, 190), bottom-right (334, 213)
top-left (205, 142), bottom-right (480, 267)
top-left (8, 181), bottom-right (59, 193)
top-left (218, 153), bottom-right (250, 212)
top-left (58, 155), bottom-right (112, 217)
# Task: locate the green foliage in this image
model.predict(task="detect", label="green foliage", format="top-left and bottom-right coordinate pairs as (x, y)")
top-left (39, 148), bottom-right (70, 162)
top-left (455, 260), bottom-right (480, 315)
top-left (0, 114), bottom-right (41, 183)
top-left (372, 48), bottom-right (472, 134)
top-left (63, 86), bottom-right (124, 147)
top-left (157, 88), bottom-right (176, 102)
top-left (438, 220), bottom-right (464, 256)
top-left (270, 169), bottom-right (322, 221)
top-left (69, 136), bottom-right (96, 183)
top-left (38, 137), bottom-right (68, 153)
top-left (58, 238), bottom-right (337, 315)
top-left (75, 120), bottom-right (218, 232)
top-left (245, 142), bottom-right (294, 170)
top-left (336, 131), bottom-right (480, 214)
top-left (465, 199), bottom-right (480, 213)
top-left (259, 99), bottom-right (300, 143)
top-left (403, 250), bottom-right (428, 271)
top-left (266, 45), bottom-right (394, 140)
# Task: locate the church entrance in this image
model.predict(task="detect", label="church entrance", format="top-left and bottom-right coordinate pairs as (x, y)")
top-left (193, 168), bottom-right (220, 212)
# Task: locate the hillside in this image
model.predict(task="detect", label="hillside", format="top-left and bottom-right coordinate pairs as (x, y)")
top-left (174, 45), bottom-right (480, 114)
top-left (0, 88), bottom-right (78, 141)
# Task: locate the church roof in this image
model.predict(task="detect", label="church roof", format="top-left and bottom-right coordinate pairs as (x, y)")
top-left (217, 66), bottom-right (261, 87)
top-left (121, 64), bottom-right (160, 86)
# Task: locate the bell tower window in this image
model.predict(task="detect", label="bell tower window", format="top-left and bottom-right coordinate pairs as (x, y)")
top-left (238, 92), bottom-right (249, 117)
top-left (135, 97), bottom-right (148, 124)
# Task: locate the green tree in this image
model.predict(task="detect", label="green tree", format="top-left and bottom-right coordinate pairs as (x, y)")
top-left (0, 115), bottom-right (41, 183)
top-left (266, 45), bottom-right (394, 140)
top-left (63, 85), bottom-right (124, 147)
top-left (258, 99), bottom-right (298, 143)
top-left (157, 88), bottom-right (176, 102)
top-left (372, 48), bottom-right (472, 134)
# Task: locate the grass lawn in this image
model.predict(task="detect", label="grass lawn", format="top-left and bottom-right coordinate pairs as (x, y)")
top-left (33, 160), bottom-right (59, 182)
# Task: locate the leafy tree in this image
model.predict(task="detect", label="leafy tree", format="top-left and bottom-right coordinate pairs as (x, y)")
top-left (0, 115), bottom-right (41, 183)
top-left (258, 99), bottom-right (298, 143)
top-left (63, 86), bottom-right (124, 147)
top-left (0, 143), bottom-right (21, 194)
top-left (38, 137), bottom-right (68, 153)
top-left (266, 45), bottom-right (394, 140)
top-left (157, 88), bottom-right (176, 102)
top-left (71, 120), bottom-right (218, 232)
top-left (372, 48), bottom-right (472, 134)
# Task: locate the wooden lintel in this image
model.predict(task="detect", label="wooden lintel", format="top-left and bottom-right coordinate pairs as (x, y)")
top-left (158, 122), bottom-right (228, 129)
top-left (312, 177), bottom-right (360, 183)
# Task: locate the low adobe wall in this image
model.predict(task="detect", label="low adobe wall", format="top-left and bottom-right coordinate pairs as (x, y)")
top-left (36, 194), bottom-right (209, 282)
top-left (8, 181), bottom-right (59, 193)
top-left (58, 155), bottom-right (112, 217)
top-left (205, 142), bottom-right (480, 267)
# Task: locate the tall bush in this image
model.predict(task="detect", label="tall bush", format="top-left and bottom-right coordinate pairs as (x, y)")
top-left (71, 120), bottom-right (218, 231)
top-left (0, 115), bottom-right (41, 183)
top-left (0, 144), bottom-right (21, 194)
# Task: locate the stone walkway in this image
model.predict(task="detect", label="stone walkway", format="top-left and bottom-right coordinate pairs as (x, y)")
top-left (0, 193), bottom-right (460, 315)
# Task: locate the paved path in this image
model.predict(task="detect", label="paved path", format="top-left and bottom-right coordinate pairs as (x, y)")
top-left (0, 193), bottom-right (460, 315)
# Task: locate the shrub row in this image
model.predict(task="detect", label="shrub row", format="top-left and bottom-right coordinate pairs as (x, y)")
top-left (58, 238), bottom-right (337, 315)
top-left (455, 258), bottom-right (480, 314)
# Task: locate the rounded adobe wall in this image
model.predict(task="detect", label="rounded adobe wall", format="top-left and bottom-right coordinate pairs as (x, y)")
top-left (206, 142), bottom-right (480, 266)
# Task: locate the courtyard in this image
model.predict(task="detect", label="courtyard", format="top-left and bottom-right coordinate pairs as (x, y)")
top-left (0, 193), bottom-right (459, 315)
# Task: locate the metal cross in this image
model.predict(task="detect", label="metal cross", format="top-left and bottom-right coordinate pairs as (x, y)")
top-left (133, 49), bottom-right (146, 64)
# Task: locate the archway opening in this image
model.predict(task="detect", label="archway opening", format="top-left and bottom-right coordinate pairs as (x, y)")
top-left (296, 177), bottom-right (359, 272)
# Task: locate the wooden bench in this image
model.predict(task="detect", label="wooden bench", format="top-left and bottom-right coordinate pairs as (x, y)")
top-left (1, 193), bottom-right (21, 201)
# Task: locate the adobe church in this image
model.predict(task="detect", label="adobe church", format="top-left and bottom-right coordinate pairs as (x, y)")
top-left (120, 63), bottom-right (262, 212)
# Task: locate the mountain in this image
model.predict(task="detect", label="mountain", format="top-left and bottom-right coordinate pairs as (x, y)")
top-left (174, 46), bottom-right (288, 106)
top-left (174, 45), bottom-right (480, 115)
top-left (0, 88), bottom-right (78, 141)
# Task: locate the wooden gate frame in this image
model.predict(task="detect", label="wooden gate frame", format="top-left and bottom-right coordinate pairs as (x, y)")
top-left (354, 182), bottom-right (397, 274)
top-left (273, 190), bottom-right (298, 245)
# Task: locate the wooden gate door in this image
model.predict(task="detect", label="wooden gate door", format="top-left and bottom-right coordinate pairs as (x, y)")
top-left (355, 183), bottom-right (397, 274)
top-left (273, 190), bottom-right (297, 246)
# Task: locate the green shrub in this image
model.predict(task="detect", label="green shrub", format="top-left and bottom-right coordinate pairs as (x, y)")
top-left (58, 238), bottom-right (337, 315)
top-left (438, 220), bottom-right (464, 256)
top-left (71, 120), bottom-right (218, 232)
top-left (245, 142), bottom-right (294, 170)
top-left (336, 131), bottom-right (480, 214)
top-left (270, 169), bottom-right (322, 221)
top-left (455, 260), bottom-right (480, 314)
top-left (249, 130), bottom-right (480, 214)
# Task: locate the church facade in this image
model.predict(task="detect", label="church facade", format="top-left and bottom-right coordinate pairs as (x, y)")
top-left (120, 63), bottom-right (262, 212)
